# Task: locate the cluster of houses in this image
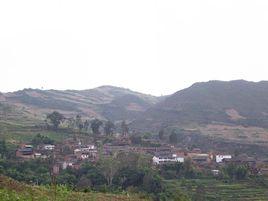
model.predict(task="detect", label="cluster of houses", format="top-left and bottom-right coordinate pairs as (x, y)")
top-left (151, 148), bottom-right (268, 176)
top-left (16, 141), bottom-right (98, 173)
top-left (151, 148), bottom-right (232, 165)
top-left (15, 137), bottom-right (268, 176)
top-left (16, 144), bottom-right (55, 159)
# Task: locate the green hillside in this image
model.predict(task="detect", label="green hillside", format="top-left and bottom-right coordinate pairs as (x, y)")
top-left (147, 80), bottom-right (268, 128)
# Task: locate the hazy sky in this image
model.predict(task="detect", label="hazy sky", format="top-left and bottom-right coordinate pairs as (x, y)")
top-left (1, 0), bottom-right (268, 96)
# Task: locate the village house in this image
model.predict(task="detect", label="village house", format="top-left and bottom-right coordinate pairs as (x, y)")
top-left (19, 145), bottom-right (33, 155)
top-left (112, 136), bottom-right (131, 146)
top-left (103, 144), bottom-right (131, 155)
top-left (62, 161), bottom-right (73, 169)
top-left (34, 153), bottom-right (42, 158)
top-left (74, 144), bottom-right (97, 159)
top-left (211, 169), bottom-right (220, 176)
top-left (80, 154), bottom-right (89, 160)
top-left (62, 155), bottom-right (78, 169)
top-left (16, 145), bottom-right (34, 159)
top-left (74, 144), bottom-right (95, 153)
top-left (216, 154), bottom-right (232, 163)
top-left (189, 153), bottom-right (212, 164)
top-left (259, 168), bottom-right (268, 176)
top-left (43, 144), bottom-right (55, 150)
top-left (153, 154), bottom-right (184, 165)
top-left (131, 146), bottom-right (172, 156)
top-left (192, 148), bottom-right (202, 154)
top-left (225, 154), bottom-right (256, 166)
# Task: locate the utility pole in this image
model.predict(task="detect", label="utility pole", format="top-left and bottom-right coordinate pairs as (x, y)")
top-left (50, 151), bottom-right (58, 201)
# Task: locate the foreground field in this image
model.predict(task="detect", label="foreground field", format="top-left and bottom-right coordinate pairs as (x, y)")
top-left (166, 178), bottom-right (268, 201)
top-left (0, 175), bottom-right (150, 201)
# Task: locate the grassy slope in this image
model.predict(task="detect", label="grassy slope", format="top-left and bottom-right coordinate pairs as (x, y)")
top-left (165, 179), bottom-right (268, 201)
top-left (0, 175), bottom-right (150, 201)
top-left (0, 121), bottom-right (72, 143)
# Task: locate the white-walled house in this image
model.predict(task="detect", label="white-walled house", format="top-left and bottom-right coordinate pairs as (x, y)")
top-left (74, 145), bottom-right (96, 154)
top-left (80, 154), bottom-right (89, 160)
top-left (62, 161), bottom-right (73, 169)
top-left (44, 144), bottom-right (55, 150)
top-left (216, 155), bottom-right (232, 163)
top-left (211, 169), bottom-right (220, 176)
top-left (153, 155), bottom-right (184, 165)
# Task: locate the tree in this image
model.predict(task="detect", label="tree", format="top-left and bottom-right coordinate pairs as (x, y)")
top-left (76, 176), bottom-right (92, 190)
top-left (224, 164), bottom-right (249, 180)
top-left (97, 154), bottom-right (120, 186)
top-left (143, 132), bottom-right (152, 139)
top-left (66, 117), bottom-right (76, 130)
top-left (158, 129), bottom-right (165, 140)
top-left (183, 158), bottom-right (196, 179)
top-left (91, 119), bottom-right (103, 135)
top-left (130, 135), bottom-right (142, 145)
top-left (31, 134), bottom-right (54, 146)
top-left (121, 120), bottom-right (129, 136)
top-left (104, 121), bottom-right (115, 136)
top-left (46, 111), bottom-right (65, 130)
top-left (79, 163), bottom-right (106, 186)
top-left (0, 140), bottom-right (7, 158)
top-left (142, 172), bottom-right (163, 194)
top-left (235, 165), bottom-right (248, 180)
top-left (83, 120), bottom-right (90, 132)
top-left (169, 130), bottom-right (178, 144)
top-left (75, 115), bottom-right (83, 133)
top-left (113, 167), bottom-right (145, 189)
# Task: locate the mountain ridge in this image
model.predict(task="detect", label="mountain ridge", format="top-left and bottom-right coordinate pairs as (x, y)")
top-left (131, 79), bottom-right (268, 131)
top-left (2, 80), bottom-right (268, 129)
top-left (1, 85), bottom-right (161, 121)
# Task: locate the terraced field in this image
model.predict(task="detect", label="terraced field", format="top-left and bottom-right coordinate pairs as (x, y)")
top-left (0, 121), bottom-right (73, 143)
top-left (166, 179), bottom-right (268, 201)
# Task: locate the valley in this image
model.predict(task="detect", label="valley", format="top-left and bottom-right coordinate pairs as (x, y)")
top-left (1, 80), bottom-right (268, 201)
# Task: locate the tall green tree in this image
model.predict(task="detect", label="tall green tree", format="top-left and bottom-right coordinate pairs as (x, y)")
top-left (83, 120), bottom-right (90, 132)
top-left (91, 119), bottom-right (103, 135)
top-left (46, 111), bottom-right (65, 130)
top-left (121, 120), bottom-right (129, 136)
top-left (75, 115), bottom-right (84, 133)
top-left (169, 130), bottom-right (178, 144)
top-left (130, 135), bottom-right (142, 145)
top-left (0, 140), bottom-right (7, 158)
top-left (158, 129), bottom-right (165, 140)
top-left (97, 154), bottom-right (120, 186)
top-left (104, 121), bottom-right (115, 136)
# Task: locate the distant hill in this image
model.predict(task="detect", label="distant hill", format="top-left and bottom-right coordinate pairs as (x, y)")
top-left (132, 80), bottom-right (268, 130)
top-left (2, 81), bottom-right (268, 151)
top-left (0, 92), bottom-right (5, 101)
top-left (1, 86), bottom-right (160, 121)
top-left (2, 80), bottom-right (268, 129)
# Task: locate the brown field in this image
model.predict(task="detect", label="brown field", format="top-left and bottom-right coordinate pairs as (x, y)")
top-left (200, 124), bottom-right (268, 145)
